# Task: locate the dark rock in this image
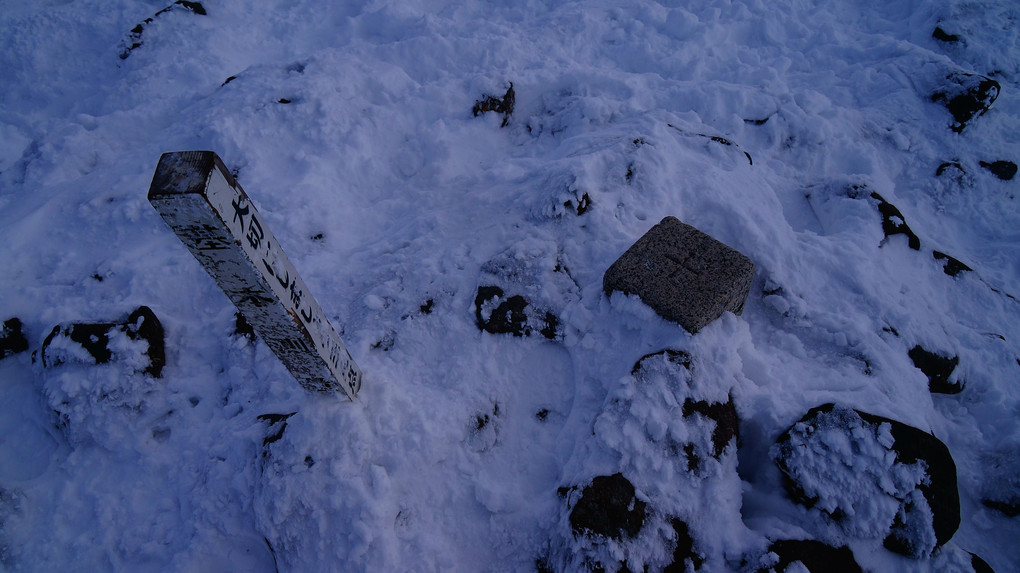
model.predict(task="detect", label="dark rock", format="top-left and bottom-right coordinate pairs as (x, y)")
top-left (40, 306), bottom-right (165, 377)
top-left (774, 404), bottom-right (960, 557)
top-left (908, 345), bottom-right (964, 394)
top-left (667, 124), bottom-right (754, 165)
top-left (474, 285), bottom-right (559, 339)
top-left (120, 1), bottom-right (208, 59)
top-left (981, 498), bottom-right (1019, 517)
top-left (932, 72), bottom-right (1001, 133)
top-left (630, 348), bottom-right (736, 471)
top-left (419, 299), bottom-right (434, 315)
top-left (234, 311), bottom-right (256, 342)
top-left (936, 162), bottom-right (965, 177)
top-left (664, 519), bottom-right (704, 572)
top-left (370, 331), bottom-right (395, 352)
top-left (0, 318), bottom-right (29, 359)
top-left (472, 82), bottom-right (515, 127)
top-left (631, 349), bottom-right (692, 375)
top-left (603, 216), bottom-right (755, 334)
top-left (569, 473), bottom-right (647, 540)
top-left (932, 27), bottom-right (961, 43)
top-left (565, 192), bottom-right (592, 215)
top-left (979, 160), bottom-right (1017, 181)
top-left (870, 192), bottom-right (920, 250)
top-left (933, 251), bottom-right (973, 277)
top-left (970, 552), bottom-right (995, 573)
top-left (257, 412), bottom-right (296, 447)
top-left (764, 539), bottom-right (863, 573)
top-left (682, 397), bottom-right (739, 459)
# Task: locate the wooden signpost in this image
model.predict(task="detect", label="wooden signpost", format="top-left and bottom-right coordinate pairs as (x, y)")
top-left (147, 151), bottom-right (361, 399)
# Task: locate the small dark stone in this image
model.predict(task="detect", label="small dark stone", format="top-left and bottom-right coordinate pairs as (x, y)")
top-left (472, 82), bottom-right (515, 127)
top-left (257, 412), bottom-right (296, 446)
top-left (936, 161), bottom-right (965, 177)
top-left (682, 397), bottom-right (739, 458)
top-left (419, 299), bottom-right (434, 315)
top-left (970, 552), bottom-right (995, 573)
top-left (126, 306), bottom-right (165, 377)
top-left (979, 160), bottom-right (1017, 181)
top-left (870, 192), bottom-right (921, 250)
top-left (371, 332), bottom-right (395, 352)
top-left (0, 318), bottom-right (29, 359)
top-left (311, 232), bottom-right (324, 241)
top-left (40, 306), bottom-right (165, 377)
top-left (304, 455), bottom-right (315, 468)
top-left (764, 539), bottom-right (863, 573)
top-left (535, 409), bottom-right (549, 421)
top-left (234, 312), bottom-right (256, 341)
top-left (278, 98), bottom-right (292, 104)
top-left (933, 251), bottom-right (972, 277)
top-left (569, 473), bottom-right (647, 540)
top-left (631, 349), bottom-right (692, 375)
top-left (931, 72), bottom-right (1000, 133)
top-left (474, 285), bottom-right (559, 339)
top-left (664, 519), bottom-right (704, 572)
top-left (908, 345), bottom-right (963, 394)
top-left (175, 0), bottom-right (206, 15)
top-left (981, 498), bottom-right (1019, 517)
top-left (574, 192), bottom-right (592, 215)
top-left (474, 414), bottom-right (489, 431)
top-left (120, 1), bottom-right (207, 59)
top-left (932, 27), bottom-right (961, 43)
top-left (222, 75), bottom-right (237, 86)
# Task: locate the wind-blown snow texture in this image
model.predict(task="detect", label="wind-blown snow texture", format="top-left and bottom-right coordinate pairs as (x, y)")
top-left (1, 0), bottom-right (1018, 571)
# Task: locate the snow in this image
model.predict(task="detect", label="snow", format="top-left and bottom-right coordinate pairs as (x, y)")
top-left (1, 0), bottom-right (1018, 571)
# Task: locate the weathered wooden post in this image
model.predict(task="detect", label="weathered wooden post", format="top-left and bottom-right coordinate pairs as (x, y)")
top-left (147, 151), bottom-right (361, 399)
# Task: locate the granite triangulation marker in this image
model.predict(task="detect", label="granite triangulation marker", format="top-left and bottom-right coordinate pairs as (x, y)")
top-left (604, 216), bottom-right (754, 334)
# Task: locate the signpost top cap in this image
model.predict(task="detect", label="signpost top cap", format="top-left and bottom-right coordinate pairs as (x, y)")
top-left (148, 151), bottom-right (233, 200)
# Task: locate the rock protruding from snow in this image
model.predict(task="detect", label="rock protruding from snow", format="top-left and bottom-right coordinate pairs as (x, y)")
top-left (931, 72), bottom-right (1000, 133)
top-left (603, 217), bottom-right (754, 334)
top-left (119, 1), bottom-right (207, 59)
top-left (40, 306), bottom-right (165, 378)
top-left (908, 345), bottom-right (964, 394)
top-left (0, 318), bottom-right (29, 360)
top-left (472, 82), bottom-right (515, 127)
top-left (474, 244), bottom-right (574, 339)
top-left (979, 160), bottom-right (1017, 181)
top-left (932, 251), bottom-right (973, 277)
top-left (568, 473), bottom-right (647, 541)
top-left (474, 286), bottom-right (559, 339)
top-left (773, 404), bottom-right (960, 558)
top-left (761, 539), bottom-right (863, 573)
top-left (868, 191), bottom-right (921, 251)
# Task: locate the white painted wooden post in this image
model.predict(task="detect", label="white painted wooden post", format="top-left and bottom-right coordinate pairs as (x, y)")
top-left (148, 151), bottom-right (361, 399)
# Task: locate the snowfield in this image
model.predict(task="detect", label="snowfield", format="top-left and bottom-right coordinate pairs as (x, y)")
top-left (1, 0), bottom-right (1018, 571)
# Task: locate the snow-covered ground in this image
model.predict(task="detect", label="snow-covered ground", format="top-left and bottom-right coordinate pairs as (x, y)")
top-left (1, 0), bottom-right (1018, 571)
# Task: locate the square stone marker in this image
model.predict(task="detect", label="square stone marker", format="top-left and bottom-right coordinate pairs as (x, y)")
top-left (603, 216), bottom-right (755, 334)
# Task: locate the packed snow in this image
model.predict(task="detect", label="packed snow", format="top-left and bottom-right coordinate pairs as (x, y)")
top-left (1, 0), bottom-right (1018, 571)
